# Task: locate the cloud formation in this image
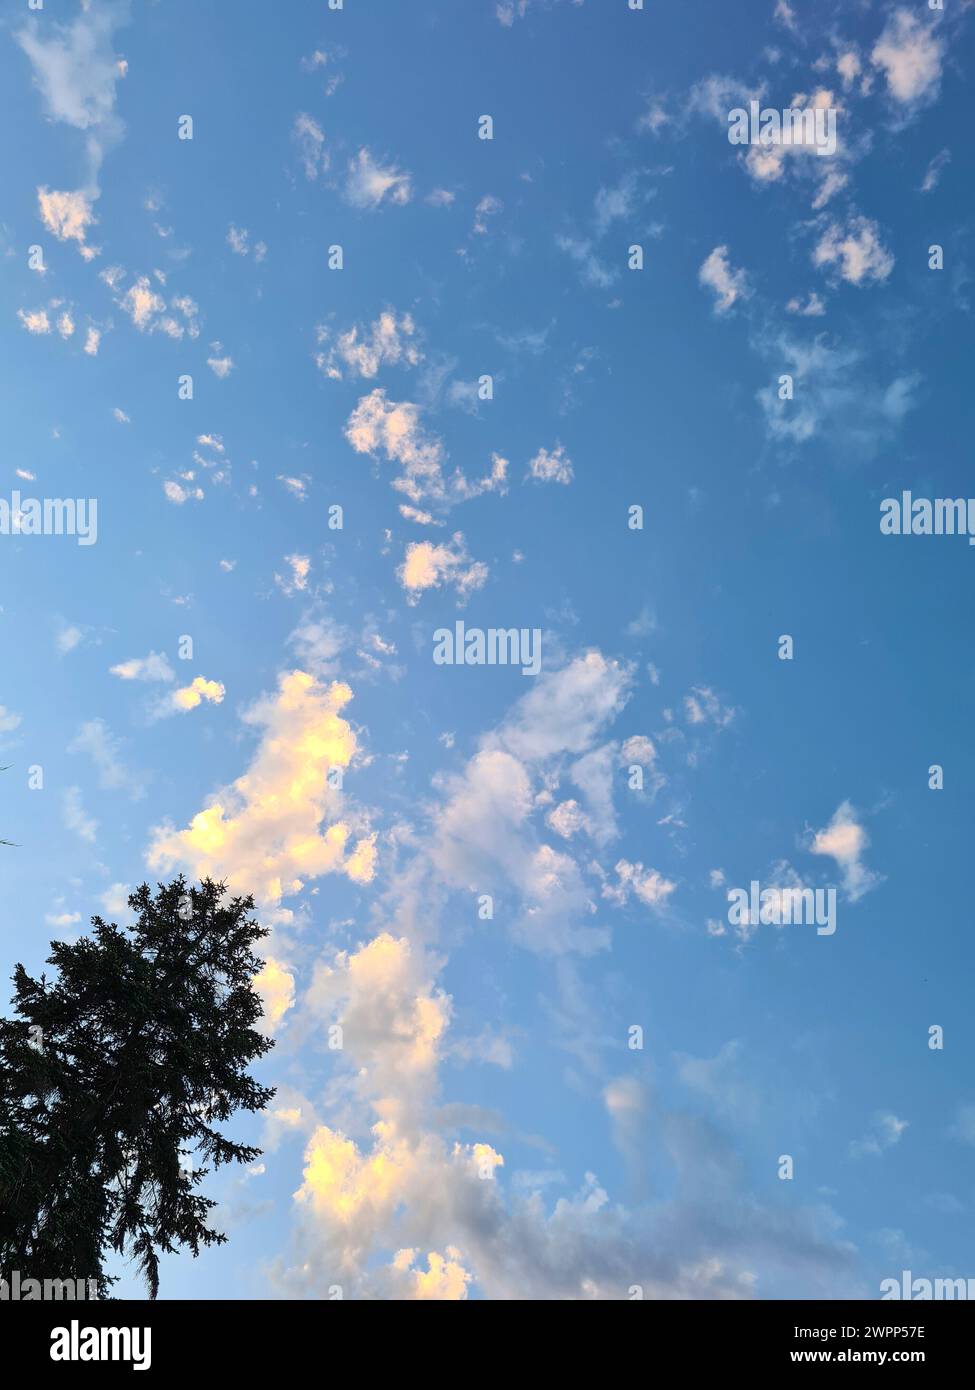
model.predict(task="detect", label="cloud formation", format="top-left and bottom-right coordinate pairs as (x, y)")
top-left (396, 534), bottom-right (488, 605)
top-left (699, 246), bottom-right (750, 315)
top-left (345, 148), bottom-right (412, 209)
top-left (809, 800), bottom-right (882, 902)
top-left (148, 670), bottom-right (376, 904)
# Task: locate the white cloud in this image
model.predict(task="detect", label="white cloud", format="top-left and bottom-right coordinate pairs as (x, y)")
top-left (293, 113), bottom-right (328, 180)
top-left (528, 444), bottom-right (573, 486)
top-left (811, 167), bottom-right (848, 211)
top-left (282, 1105), bottom-right (851, 1298)
top-left (472, 194), bottom-right (503, 236)
top-left (408, 653), bottom-right (635, 957)
top-left (345, 148), bottom-right (412, 209)
top-left (207, 352), bottom-right (235, 378)
top-left (110, 651), bottom-right (174, 683)
top-left (46, 910), bottom-right (81, 928)
top-left (555, 234), bottom-right (616, 290)
top-left (870, 10), bottom-right (944, 107)
top-left (17, 308), bottom-right (51, 335)
top-left (620, 735), bottom-right (656, 766)
top-left (850, 1112), bottom-right (908, 1158)
top-left (227, 225), bottom-right (266, 262)
top-left (689, 74), bottom-right (764, 122)
top-left (813, 216), bottom-right (894, 286)
top-left (495, 0), bottom-right (582, 27)
top-left (276, 554), bottom-right (312, 597)
top-left (397, 534), bottom-right (488, 605)
top-left (63, 785), bottom-right (97, 843)
top-left (434, 764), bottom-right (604, 953)
top-left (0, 706), bottom-right (22, 734)
top-left (164, 480), bottom-right (203, 504)
top-left (316, 310), bottom-right (421, 381)
top-left (120, 275), bottom-right (165, 330)
top-left (345, 389), bottom-right (507, 508)
top-left (37, 187), bottom-right (98, 260)
top-left (683, 686), bottom-right (736, 728)
top-left (100, 883), bottom-right (130, 916)
top-left (277, 475), bottom-right (309, 502)
top-left (345, 391), bottom-right (443, 501)
top-left (773, 0), bottom-right (798, 34)
top-left (17, 4), bottom-right (123, 130)
top-left (809, 800), bottom-right (882, 902)
top-left (500, 651), bottom-right (631, 764)
top-left (675, 1042), bottom-right (760, 1124)
top-left (306, 931), bottom-right (451, 1127)
top-left (949, 1102), bottom-right (975, 1147)
top-left (699, 246), bottom-right (750, 315)
top-left (755, 329), bottom-right (918, 452)
top-left (786, 291), bottom-right (826, 317)
top-left (570, 743), bottom-right (618, 845)
top-left (267, 642), bottom-right (862, 1299)
top-left (919, 148), bottom-right (950, 194)
top-left (636, 98), bottom-right (670, 135)
top-left (836, 50), bottom-right (862, 90)
top-left (69, 718), bottom-right (142, 797)
top-left (604, 1076), bottom-right (651, 1177)
top-left (56, 624), bottom-right (83, 655)
top-left (603, 859), bottom-right (676, 910)
top-left (171, 296), bottom-right (200, 334)
top-left (17, 0), bottom-right (127, 187)
top-left (547, 799), bottom-right (589, 839)
top-left (399, 505), bottom-right (442, 527)
top-left (594, 171), bottom-right (641, 236)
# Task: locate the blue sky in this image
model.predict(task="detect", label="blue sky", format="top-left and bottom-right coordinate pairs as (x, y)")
top-left (1, 0), bottom-right (974, 1300)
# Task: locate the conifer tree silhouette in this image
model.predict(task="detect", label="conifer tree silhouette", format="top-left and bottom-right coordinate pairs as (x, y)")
top-left (0, 877), bottom-right (275, 1298)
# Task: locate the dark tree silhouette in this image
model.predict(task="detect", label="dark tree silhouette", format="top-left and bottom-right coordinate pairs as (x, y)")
top-left (0, 876), bottom-right (275, 1297)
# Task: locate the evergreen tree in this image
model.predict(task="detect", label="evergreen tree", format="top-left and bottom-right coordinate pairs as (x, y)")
top-left (0, 876), bottom-right (275, 1298)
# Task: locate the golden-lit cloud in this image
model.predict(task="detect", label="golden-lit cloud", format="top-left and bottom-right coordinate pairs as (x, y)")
top-left (396, 534), bottom-right (488, 604)
top-left (147, 669), bottom-right (376, 904)
top-left (293, 1119), bottom-right (502, 1281)
top-left (254, 957), bottom-right (296, 1035)
top-left (17, 308), bottom-right (51, 335)
top-left (171, 676), bottom-right (226, 711)
top-left (121, 275), bottom-right (165, 328)
top-left (37, 187), bottom-right (98, 258)
top-left (390, 1248), bottom-right (471, 1300)
top-left (297, 1121), bottom-right (415, 1233)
